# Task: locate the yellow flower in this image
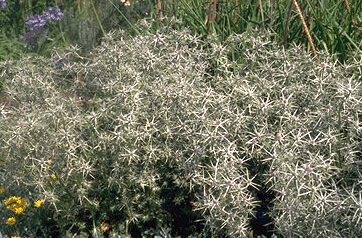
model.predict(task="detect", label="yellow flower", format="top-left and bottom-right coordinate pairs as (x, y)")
top-left (6, 217), bottom-right (16, 225)
top-left (46, 159), bottom-right (52, 170)
top-left (0, 186), bottom-right (5, 193)
top-left (4, 196), bottom-right (28, 214)
top-left (11, 236), bottom-right (21, 238)
top-left (34, 199), bottom-right (45, 208)
top-left (100, 221), bottom-right (111, 232)
top-left (42, 159), bottom-right (53, 172)
top-left (51, 173), bottom-right (56, 179)
top-left (13, 207), bottom-right (25, 215)
top-left (4, 196), bottom-right (19, 205)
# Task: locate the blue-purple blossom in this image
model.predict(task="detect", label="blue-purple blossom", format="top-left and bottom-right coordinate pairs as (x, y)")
top-left (20, 7), bottom-right (64, 49)
top-left (0, 0), bottom-right (6, 8)
top-left (42, 7), bottom-right (64, 22)
top-left (25, 14), bottom-right (48, 31)
top-left (20, 28), bottom-right (48, 49)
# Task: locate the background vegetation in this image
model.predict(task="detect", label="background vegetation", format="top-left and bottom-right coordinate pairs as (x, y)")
top-left (0, 0), bottom-right (360, 61)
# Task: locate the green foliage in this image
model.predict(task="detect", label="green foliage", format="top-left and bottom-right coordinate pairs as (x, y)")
top-left (152, 0), bottom-right (361, 62)
top-left (0, 20), bottom-right (361, 237)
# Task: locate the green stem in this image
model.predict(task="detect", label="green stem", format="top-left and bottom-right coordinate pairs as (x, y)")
top-left (125, 220), bottom-right (129, 234)
top-left (90, 0), bottom-right (106, 37)
top-left (258, 0), bottom-right (265, 28)
top-left (105, 0), bottom-right (140, 35)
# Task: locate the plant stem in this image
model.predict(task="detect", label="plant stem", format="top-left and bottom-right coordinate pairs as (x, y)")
top-left (105, 0), bottom-right (140, 35)
top-left (90, 0), bottom-right (106, 37)
top-left (291, 0), bottom-right (317, 57)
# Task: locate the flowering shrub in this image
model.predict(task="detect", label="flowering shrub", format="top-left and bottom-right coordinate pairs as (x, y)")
top-left (0, 20), bottom-right (361, 237)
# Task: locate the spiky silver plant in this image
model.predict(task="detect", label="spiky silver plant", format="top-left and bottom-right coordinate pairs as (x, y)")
top-left (0, 19), bottom-right (360, 237)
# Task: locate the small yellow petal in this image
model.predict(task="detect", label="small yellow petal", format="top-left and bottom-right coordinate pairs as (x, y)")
top-left (34, 199), bottom-right (45, 208)
top-left (14, 207), bottom-right (25, 214)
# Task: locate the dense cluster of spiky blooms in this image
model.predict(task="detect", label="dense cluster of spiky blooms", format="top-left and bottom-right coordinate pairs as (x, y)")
top-left (20, 7), bottom-right (63, 49)
top-left (0, 20), bottom-right (361, 237)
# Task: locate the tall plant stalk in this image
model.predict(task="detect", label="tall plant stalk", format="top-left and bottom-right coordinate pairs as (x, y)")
top-left (291, 0), bottom-right (317, 57)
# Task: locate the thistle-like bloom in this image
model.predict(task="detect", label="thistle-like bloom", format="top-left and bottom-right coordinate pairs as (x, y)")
top-left (0, 186), bottom-right (5, 193)
top-left (0, 0), bottom-right (6, 8)
top-left (34, 199), bottom-right (45, 208)
top-left (6, 217), bottom-right (16, 225)
top-left (4, 196), bottom-right (28, 215)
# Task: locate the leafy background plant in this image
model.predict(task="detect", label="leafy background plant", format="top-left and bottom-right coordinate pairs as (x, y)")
top-left (0, 0), bottom-right (361, 61)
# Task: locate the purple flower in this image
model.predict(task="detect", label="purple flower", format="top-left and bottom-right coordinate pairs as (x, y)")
top-left (25, 14), bottom-right (48, 31)
top-left (20, 7), bottom-right (64, 49)
top-left (20, 27), bottom-right (48, 49)
top-left (43, 7), bottom-right (64, 22)
top-left (0, 0), bottom-right (6, 8)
